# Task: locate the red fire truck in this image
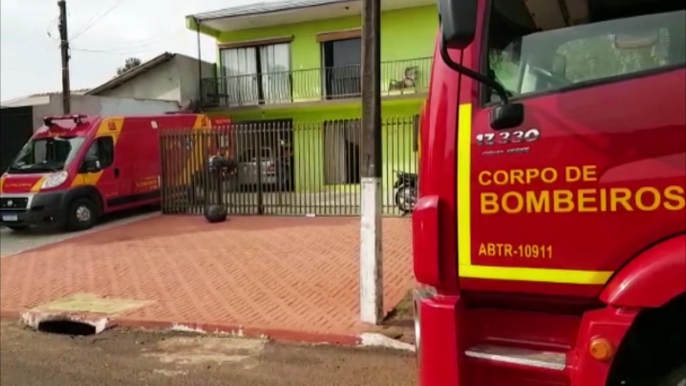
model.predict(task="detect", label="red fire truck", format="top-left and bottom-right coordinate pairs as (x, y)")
top-left (412, 0), bottom-right (685, 385)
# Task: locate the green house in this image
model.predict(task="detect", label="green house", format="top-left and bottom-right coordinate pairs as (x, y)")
top-left (185, 0), bottom-right (437, 213)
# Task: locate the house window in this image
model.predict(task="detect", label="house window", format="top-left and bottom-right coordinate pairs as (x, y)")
top-left (322, 38), bottom-right (362, 99)
top-left (220, 43), bottom-right (291, 105)
top-left (323, 119), bottom-right (361, 185)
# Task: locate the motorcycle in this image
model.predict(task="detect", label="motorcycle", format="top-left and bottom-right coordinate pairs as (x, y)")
top-left (393, 170), bottom-right (418, 215)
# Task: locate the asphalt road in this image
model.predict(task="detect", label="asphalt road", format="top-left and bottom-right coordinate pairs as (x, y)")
top-left (0, 208), bottom-right (158, 257)
top-left (0, 321), bottom-right (417, 386)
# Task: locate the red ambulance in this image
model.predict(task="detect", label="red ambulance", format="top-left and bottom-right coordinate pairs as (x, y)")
top-left (0, 114), bottom-right (220, 231)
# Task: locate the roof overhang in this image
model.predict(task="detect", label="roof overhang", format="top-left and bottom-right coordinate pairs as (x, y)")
top-left (188, 0), bottom-right (434, 34)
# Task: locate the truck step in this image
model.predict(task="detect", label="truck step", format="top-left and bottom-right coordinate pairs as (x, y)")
top-left (465, 344), bottom-right (567, 371)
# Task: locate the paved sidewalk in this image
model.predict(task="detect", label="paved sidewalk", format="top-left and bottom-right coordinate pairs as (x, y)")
top-left (0, 215), bottom-right (414, 344)
top-left (1, 210), bottom-right (159, 257)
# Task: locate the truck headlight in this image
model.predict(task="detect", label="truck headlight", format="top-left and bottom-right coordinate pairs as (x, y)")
top-left (42, 171), bottom-right (69, 189)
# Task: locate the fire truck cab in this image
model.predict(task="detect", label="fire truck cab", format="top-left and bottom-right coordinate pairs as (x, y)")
top-left (413, 0), bottom-right (685, 385)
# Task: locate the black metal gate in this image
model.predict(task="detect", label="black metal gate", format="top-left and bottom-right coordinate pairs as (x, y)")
top-left (159, 116), bottom-right (418, 216)
top-left (1, 106), bottom-right (34, 173)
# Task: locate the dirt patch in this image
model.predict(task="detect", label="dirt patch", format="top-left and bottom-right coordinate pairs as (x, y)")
top-left (376, 290), bottom-right (415, 345)
top-left (144, 336), bottom-right (266, 368)
top-left (0, 321), bottom-right (417, 386)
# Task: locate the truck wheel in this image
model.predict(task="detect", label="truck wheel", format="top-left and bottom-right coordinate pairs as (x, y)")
top-left (66, 198), bottom-right (98, 232)
top-left (660, 365), bottom-right (686, 386)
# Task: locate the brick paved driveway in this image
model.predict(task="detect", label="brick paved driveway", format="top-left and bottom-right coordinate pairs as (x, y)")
top-left (0, 216), bottom-right (414, 343)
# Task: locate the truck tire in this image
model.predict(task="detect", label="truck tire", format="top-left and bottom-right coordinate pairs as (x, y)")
top-left (660, 365), bottom-right (686, 386)
top-left (66, 197), bottom-right (98, 232)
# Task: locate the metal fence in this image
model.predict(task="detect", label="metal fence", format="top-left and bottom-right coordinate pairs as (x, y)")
top-left (160, 116), bottom-right (419, 216)
top-left (201, 57), bottom-right (432, 108)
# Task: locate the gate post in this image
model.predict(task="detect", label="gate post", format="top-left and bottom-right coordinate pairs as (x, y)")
top-left (256, 123), bottom-right (264, 215)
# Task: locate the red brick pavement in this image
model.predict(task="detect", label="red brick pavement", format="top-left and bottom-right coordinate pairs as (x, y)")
top-left (0, 216), bottom-right (414, 344)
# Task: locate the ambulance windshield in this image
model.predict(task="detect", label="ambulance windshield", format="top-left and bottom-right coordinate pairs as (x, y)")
top-left (7, 136), bottom-right (86, 174)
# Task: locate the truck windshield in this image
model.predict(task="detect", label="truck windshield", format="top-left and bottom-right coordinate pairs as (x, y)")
top-left (7, 136), bottom-right (85, 174)
top-left (486, 0), bottom-right (685, 102)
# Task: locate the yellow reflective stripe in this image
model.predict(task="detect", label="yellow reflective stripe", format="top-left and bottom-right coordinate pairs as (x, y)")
top-left (460, 265), bottom-right (613, 284)
top-left (71, 117), bottom-right (124, 188)
top-left (457, 104), bottom-right (473, 267)
top-left (193, 114), bottom-right (208, 129)
top-left (96, 117), bottom-right (124, 144)
top-left (456, 103), bottom-right (613, 285)
top-left (30, 176), bottom-right (47, 192)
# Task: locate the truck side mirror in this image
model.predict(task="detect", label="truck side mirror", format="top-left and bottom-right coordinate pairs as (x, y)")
top-left (438, 0), bottom-right (478, 49)
top-left (490, 103), bottom-right (524, 130)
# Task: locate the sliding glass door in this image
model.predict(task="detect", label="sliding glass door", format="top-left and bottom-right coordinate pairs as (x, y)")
top-left (259, 44), bottom-right (291, 104)
top-left (220, 43), bottom-right (291, 106)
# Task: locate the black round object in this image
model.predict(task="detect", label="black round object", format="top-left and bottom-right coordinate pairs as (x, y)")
top-left (204, 204), bottom-right (227, 223)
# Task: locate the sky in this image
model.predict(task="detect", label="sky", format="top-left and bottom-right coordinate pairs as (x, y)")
top-left (0, 0), bottom-right (275, 102)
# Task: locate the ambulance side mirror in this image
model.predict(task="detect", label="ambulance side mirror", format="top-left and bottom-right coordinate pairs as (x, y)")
top-left (81, 158), bottom-right (101, 173)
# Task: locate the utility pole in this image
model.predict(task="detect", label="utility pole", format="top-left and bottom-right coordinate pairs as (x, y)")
top-left (58, 0), bottom-right (71, 114)
top-left (359, 0), bottom-right (383, 325)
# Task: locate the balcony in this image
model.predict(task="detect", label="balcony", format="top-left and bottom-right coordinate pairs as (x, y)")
top-left (200, 57), bottom-right (432, 108)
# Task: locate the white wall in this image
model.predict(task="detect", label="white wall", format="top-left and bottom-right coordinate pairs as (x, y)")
top-left (176, 55), bottom-right (216, 104)
top-left (97, 59), bottom-right (181, 101)
top-left (95, 55), bottom-right (215, 104)
top-left (29, 95), bottom-right (179, 131)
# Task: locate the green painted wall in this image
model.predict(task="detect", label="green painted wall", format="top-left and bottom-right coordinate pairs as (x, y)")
top-left (215, 6), bottom-right (437, 100)
top-left (216, 5), bottom-right (438, 66)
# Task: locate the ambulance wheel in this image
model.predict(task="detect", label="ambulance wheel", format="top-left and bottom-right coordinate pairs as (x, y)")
top-left (66, 198), bottom-right (98, 232)
top-left (659, 364), bottom-right (686, 386)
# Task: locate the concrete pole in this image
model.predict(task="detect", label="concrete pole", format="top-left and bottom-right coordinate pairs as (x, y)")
top-left (58, 0), bottom-right (71, 114)
top-left (359, 0), bottom-right (383, 325)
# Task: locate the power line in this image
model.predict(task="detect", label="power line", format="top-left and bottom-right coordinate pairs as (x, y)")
top-left (70, 32), bottom-right (178, 55)
top-left (46, 16), bottom-right (59, 39)
top-left (69, 0), bottom-right (127, 42)
top-left (71, 41), bottom-right (166, 56)
top-left (74, 35), bottom-right (169, 52)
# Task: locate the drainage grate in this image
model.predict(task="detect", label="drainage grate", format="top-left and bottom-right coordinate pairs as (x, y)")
top-left (37, 320), bottom-right (97, 336)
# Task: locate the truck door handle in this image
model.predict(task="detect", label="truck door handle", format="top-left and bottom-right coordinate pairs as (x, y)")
top-left (114, 168), bottom-right (120, 178)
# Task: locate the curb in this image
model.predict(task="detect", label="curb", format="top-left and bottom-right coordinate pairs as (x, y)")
top-left (115, 318), bottom-right (362, 346)
top-left (2, 310), bottom-right (413, 351)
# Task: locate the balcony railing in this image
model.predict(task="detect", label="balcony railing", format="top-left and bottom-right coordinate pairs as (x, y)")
top-left (201, 57), bottom-right (432, 108)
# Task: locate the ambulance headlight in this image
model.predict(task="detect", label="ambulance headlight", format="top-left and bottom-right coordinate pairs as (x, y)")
top-left (42, 171), bottom-right (69, 189)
